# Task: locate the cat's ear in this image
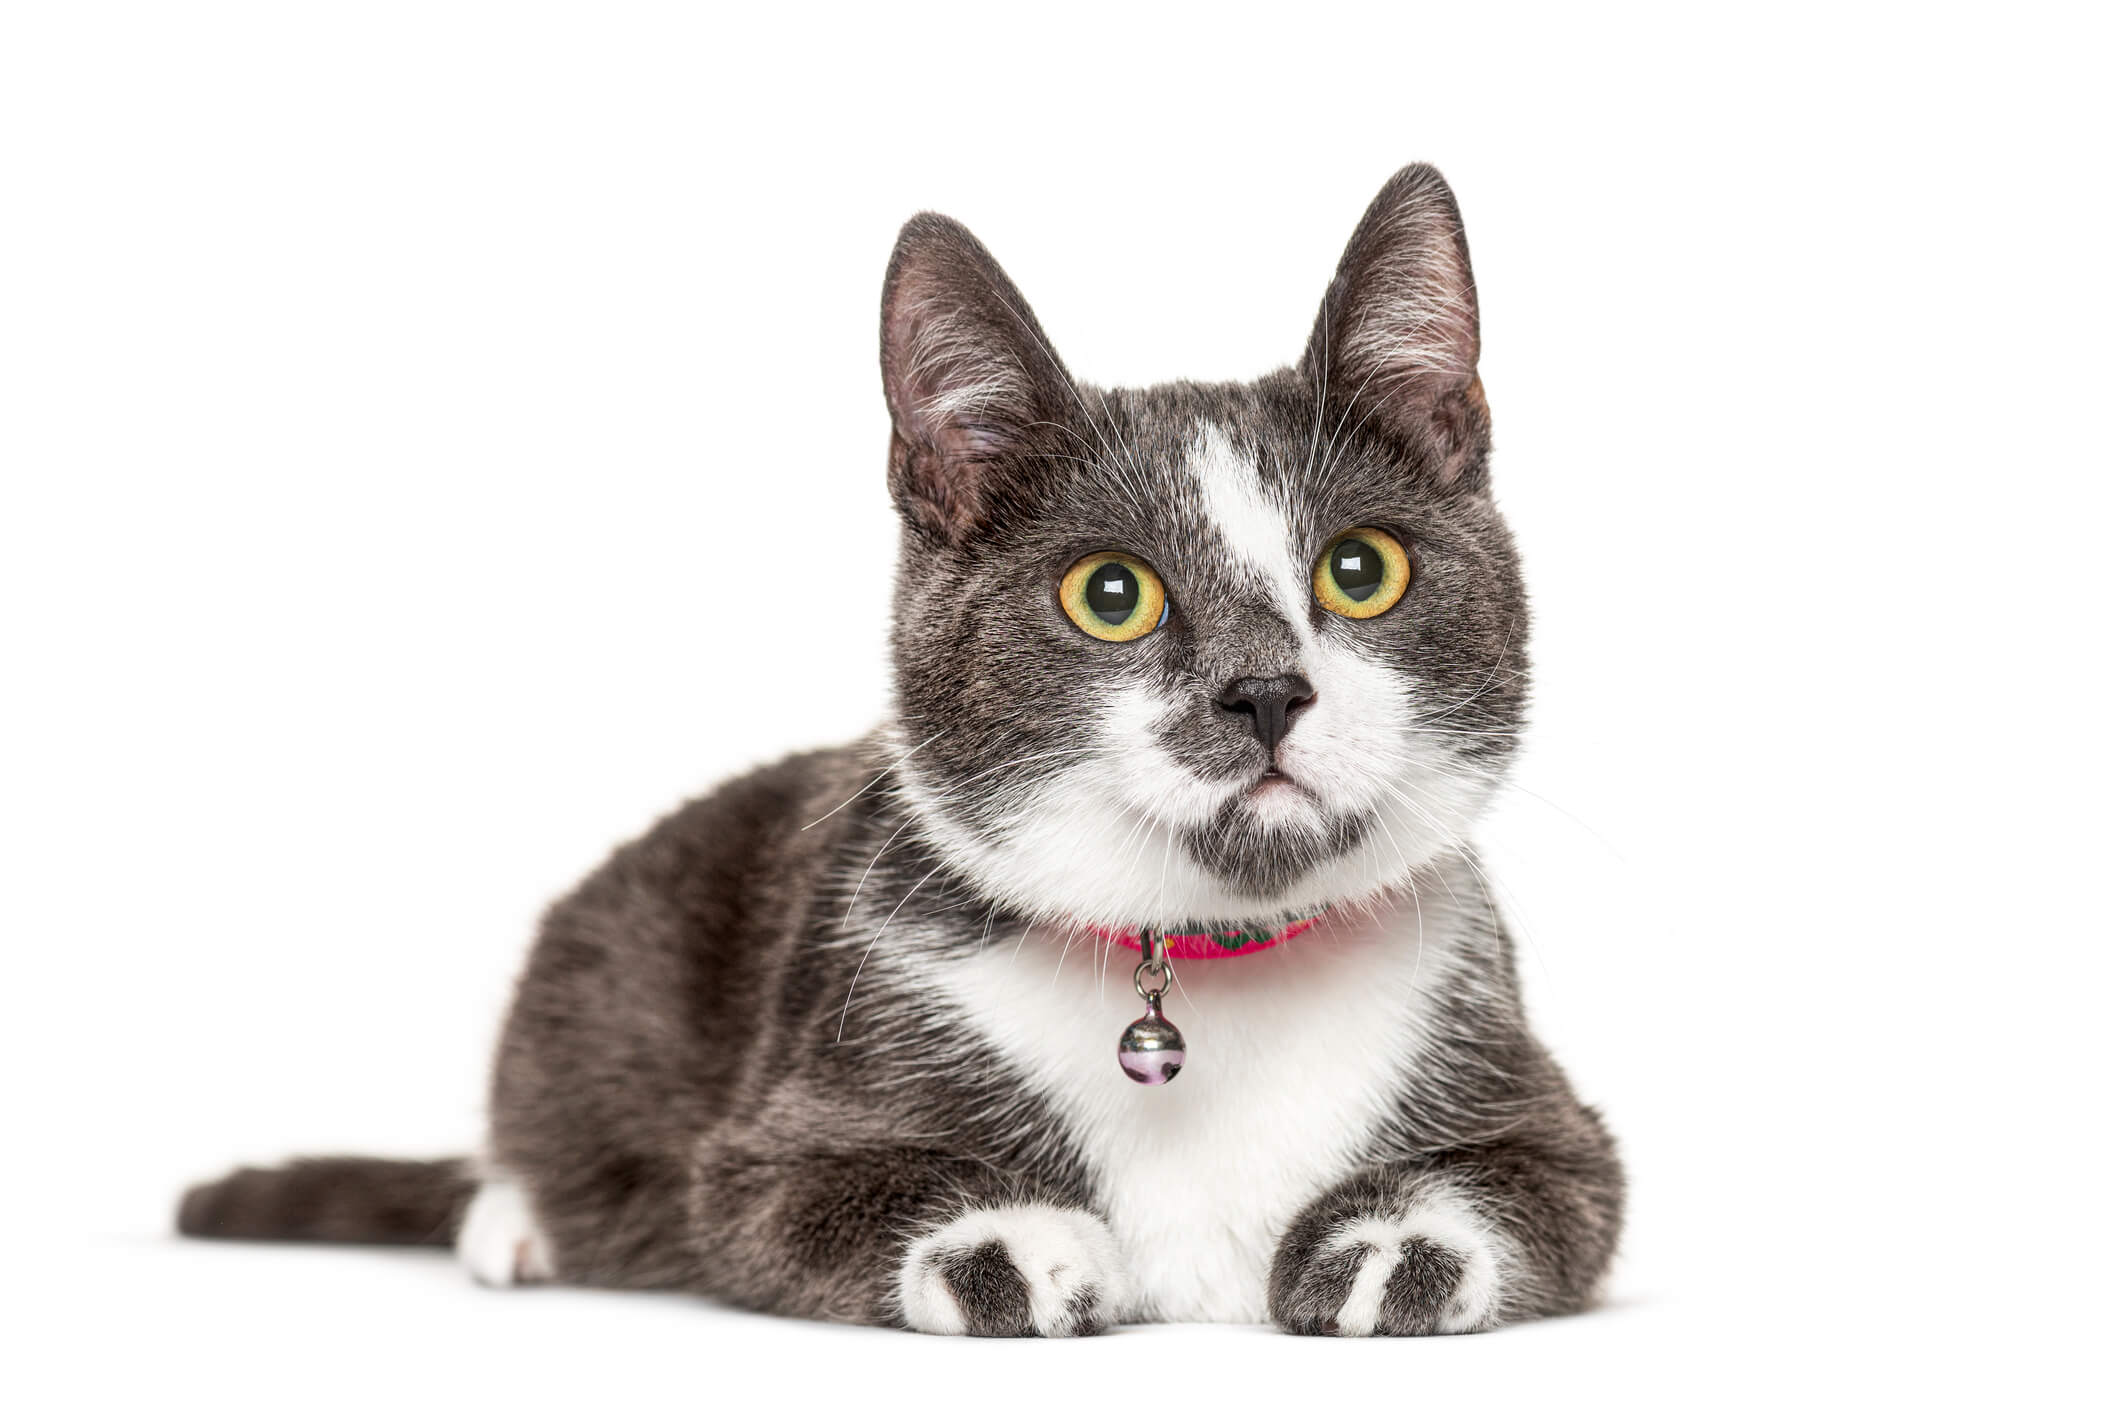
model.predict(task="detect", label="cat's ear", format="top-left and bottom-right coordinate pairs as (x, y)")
top-left (880, 214), bottom-right (1074, 541)
top-left (1302, 164), bottom-right (1490, 489)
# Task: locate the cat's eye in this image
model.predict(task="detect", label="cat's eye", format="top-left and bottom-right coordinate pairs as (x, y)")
top-left (1313, 527), bottom-right (1411, 619)
top-left (1059, 553), bottom-right (1168, 642)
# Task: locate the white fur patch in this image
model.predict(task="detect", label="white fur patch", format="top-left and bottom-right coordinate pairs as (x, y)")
top-left (1190, 424), bottom-right (1310, 625)
top-left (912, 890), bottom-right (1467, 1323)
top-left (457, 1177), bottom-right (554, 1287)
top-left (1323, 1190), bottom-right (1505, 1335)
top-left (897, 1204), bottom-right (1127, 1335)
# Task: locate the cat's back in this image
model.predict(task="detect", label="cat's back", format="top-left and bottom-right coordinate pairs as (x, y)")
top-left (489, 738), bottom-right (875, 1169)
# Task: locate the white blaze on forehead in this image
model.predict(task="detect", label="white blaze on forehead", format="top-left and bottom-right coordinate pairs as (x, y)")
top-left (1189, 424), bottom-right (1311, 630)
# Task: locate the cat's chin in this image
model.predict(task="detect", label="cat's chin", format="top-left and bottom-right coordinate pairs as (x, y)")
top-left (898, 748), bottom-right (1468, 928)
top-left (1177, 795), bottom-right (1373, 903)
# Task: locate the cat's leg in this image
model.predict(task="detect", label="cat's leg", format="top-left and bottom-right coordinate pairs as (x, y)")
top-left (692, 1139), bottom-right (1126, 1336)
top-left (1268, 1132), bottom-right (1623, 1336)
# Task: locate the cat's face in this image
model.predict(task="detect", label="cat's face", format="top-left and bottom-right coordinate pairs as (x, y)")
top-left (881, 166), bottom-right (1525, 927)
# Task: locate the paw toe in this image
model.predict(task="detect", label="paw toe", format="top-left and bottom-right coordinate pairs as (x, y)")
top-left (1374, 1236), bottom-right (1471, 1335)
top-left (933, 1239), bottom-right (1036, 1336)
top-left (1272, 1245), bottom-right (1372, 1335)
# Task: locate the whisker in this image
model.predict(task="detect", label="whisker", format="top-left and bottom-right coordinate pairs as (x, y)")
top-left (836, 863), bottom-right (946, 1042)
top-left (842, 817), bottom-right (915, 926)
top-left (802, 730), bottom-right (941, 831)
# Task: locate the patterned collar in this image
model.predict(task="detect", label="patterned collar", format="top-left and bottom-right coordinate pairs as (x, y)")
top-left (1089, 915), bottom-right (1324, 961)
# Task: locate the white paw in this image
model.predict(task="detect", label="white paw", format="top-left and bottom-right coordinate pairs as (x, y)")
top-left (1321, 1191), bottom-right (1505, 1335)
top-left (457, 1178), bottom-right (555, 1287)
top-left (897, 1204), bottom-right (1127, 1336)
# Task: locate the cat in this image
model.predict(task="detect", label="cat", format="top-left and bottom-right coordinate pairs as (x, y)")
top-left (178, 164), bottom-right (1624, 1336)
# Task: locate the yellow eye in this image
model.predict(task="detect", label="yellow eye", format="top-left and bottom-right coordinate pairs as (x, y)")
top-left (1059, 553), bottom-right (1168, 642)
top-left (1313, 527), bottom-right (1411, 619)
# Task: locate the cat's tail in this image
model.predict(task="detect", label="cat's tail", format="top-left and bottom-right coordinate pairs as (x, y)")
top-left (176, 1155), bottom-right (474, 1246)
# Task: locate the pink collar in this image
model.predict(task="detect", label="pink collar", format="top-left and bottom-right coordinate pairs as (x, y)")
top-left (1089, 915), bottom-right (1324, 961)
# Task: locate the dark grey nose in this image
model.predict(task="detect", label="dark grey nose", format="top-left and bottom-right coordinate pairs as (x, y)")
top-left (1216, 673), bottom-right (1316, 753)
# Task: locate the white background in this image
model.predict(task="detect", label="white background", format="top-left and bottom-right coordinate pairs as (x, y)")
top-left (4, 3), bottom-right (2105, 1414)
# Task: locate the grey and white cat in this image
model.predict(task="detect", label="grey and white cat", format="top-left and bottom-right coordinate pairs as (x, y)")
top-left (180, 164), bottom-right (1623, 1336)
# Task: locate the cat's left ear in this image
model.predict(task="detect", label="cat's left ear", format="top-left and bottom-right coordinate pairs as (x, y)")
top-left (880, 214), bottom-right (1075, 541)
top-left (1303, 164), bottom-right (1491, 490)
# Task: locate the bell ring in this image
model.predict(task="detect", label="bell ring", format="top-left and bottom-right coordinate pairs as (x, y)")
top-left (1118, 938), bottom-right (1186, 1085)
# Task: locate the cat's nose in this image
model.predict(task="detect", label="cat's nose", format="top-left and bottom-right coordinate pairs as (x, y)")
top-left (1215, 673), bottom-right (1316, 753)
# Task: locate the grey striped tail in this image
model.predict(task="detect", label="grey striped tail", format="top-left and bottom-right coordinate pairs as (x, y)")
top-left (177, 1155), bottom-right (474, 1246)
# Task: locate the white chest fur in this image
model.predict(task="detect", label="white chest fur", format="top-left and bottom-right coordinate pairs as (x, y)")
top-left (926, 901), bottom-right (1458, 1323)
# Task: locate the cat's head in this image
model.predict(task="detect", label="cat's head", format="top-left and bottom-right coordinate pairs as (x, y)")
top-left (881, 165), bottom-right (1525, 929)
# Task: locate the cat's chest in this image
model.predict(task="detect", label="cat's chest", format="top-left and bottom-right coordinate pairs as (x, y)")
top-left (933, 911), bottom-right (1453, 1323)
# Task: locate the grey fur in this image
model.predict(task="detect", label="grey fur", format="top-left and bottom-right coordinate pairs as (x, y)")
top-left (179, 163), bottom-right (1623, 1335)
top-left (934, 1242), bottom-right (1037, 1336)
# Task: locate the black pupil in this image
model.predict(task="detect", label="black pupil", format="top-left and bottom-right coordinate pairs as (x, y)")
top-left (1331, 539), bottom-right (1384, 601)
top-left (1084, 563), bottom-right (1139, 624)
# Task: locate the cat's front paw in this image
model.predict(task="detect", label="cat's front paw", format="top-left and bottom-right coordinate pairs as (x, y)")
top-left (1270, 1189), bottom-right (1506, 1336)
top-left (897, 1204), bottom-right (1126, 1336)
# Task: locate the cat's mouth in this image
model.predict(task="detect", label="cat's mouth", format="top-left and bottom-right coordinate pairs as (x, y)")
top-left (1244, 766), bottom-right (1312, 804)
top-left (1233, 764), bottom-right (1338, 833)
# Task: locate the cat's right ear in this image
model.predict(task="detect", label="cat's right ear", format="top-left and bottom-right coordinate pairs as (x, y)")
top-left (880, 214), bottom-right (1074, 541)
